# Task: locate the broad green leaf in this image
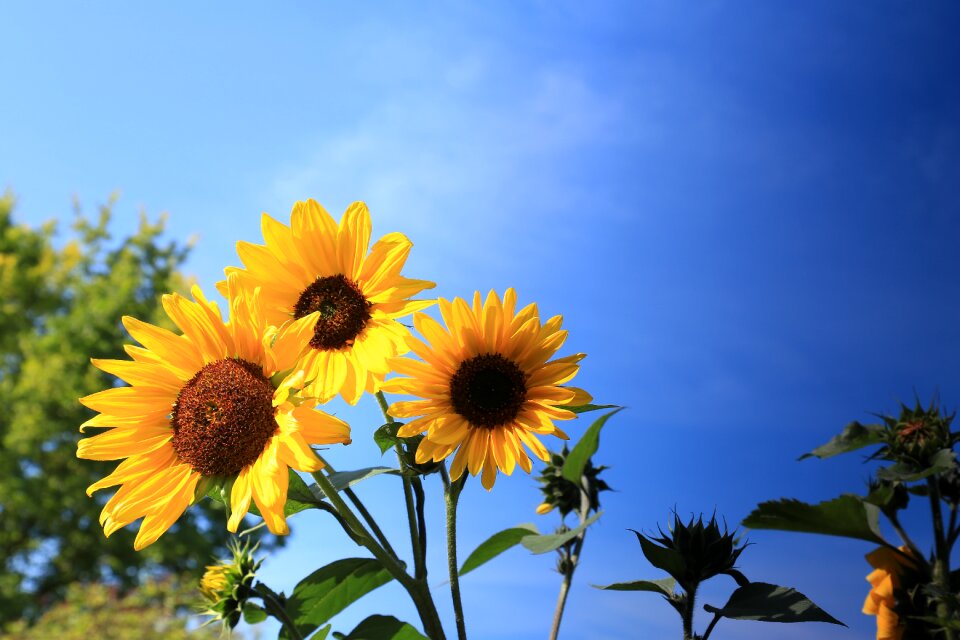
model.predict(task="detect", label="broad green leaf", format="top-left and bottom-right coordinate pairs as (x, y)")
top-left (564, 403), bottom-right (620, 415)
top-left (799, 421), bottom-right (885, 460)
top-left (703, 582), bottom-right (845, 625)
top-left (373, 423), bottom-right (401, 454)
top-left (593, 578), bottom-right (676, 597)
top-left (333, 615), bottom-right (429, 640)
top-left (742, 494), bottom-right (884, 544)
top-left (309, 626), bottom-right (332, 640)
top-left (562, 408), bottom-right (624, 483)
top-left (325, 467), bottom-right (401, 491)
top-left (521, 512), bottom-right (602, 554)
top-left (632, 529), bottom-right (687, 582)
top-left (877, 448), bottom-right (956, 483)
top-left (242, 603), bottom-right (268, 624)
top-left (459, 524), bottom-right (540, 576)
top-left (280, 558), bottom-right (393, 640)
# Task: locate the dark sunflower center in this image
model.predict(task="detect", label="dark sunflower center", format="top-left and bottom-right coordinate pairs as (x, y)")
top-left (171, 358), bottom-right (277, 477)
top-left (293, 274), bottom-right (372, 351)
top-left (449, 354), bottom-right (527, 428)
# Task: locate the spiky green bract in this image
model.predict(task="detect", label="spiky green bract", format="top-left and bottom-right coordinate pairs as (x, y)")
top-left (634, 514), bottom-right (746, 593)
top-left (536, 445), bottom-right (611, 518)
top-left (876, 398), bottom-right (957, 471)
top-left (198, 538), bottom-right (263, 631)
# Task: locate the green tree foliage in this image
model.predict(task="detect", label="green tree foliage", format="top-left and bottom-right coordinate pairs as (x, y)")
top-left (0, 193), bottom-right (234, 625)
top-left (3, 575), bottom-right (219, 640)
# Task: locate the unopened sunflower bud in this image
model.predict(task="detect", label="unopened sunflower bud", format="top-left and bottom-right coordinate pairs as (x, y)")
top-left (883, 400), bottom-right (955, 468)
top-left (535, 446), bottom-right (611, 517)
top-left (199, 539), bottom-right (262, 630)
top-left (635, 514), bottom-right (746, 592)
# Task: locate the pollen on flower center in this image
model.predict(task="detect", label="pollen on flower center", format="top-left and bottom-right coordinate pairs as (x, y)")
top-left (293, 274), bottom-right (372, 351)
top-left (171, 358), bottom-right (277, 477)
top-left (449, 353), bottom-right (527, 428)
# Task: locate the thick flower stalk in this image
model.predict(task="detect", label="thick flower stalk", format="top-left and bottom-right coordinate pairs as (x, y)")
top-left (77, 275), bottom-right (351, 549)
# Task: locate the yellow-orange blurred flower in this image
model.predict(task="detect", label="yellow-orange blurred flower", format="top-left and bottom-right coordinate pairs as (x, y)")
top-left (384, 289), bottom-right (590, 490)
top-left (222, 200), bottom-right (435, 404)
top-left (863, 546), bottom-right (916, 640)
top-left (78, 276), bottom-right (351, 549)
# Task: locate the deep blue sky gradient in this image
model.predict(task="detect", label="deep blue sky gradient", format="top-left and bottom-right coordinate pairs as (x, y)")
top-left (2, 2), bottom-right (959, 638)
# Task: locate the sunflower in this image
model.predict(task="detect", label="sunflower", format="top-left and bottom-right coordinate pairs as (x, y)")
top-left (863, 546), bottom-right (916, 640)
top-left (221, 199), bottom-right (435, 404)
top-left (383, 289), bottom-right (591, 490)
top-left (77, 275), bottom-right (351, 550)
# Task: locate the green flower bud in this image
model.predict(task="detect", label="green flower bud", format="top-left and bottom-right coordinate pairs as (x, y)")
top-left (535, 446), bottom-right (611, 518)
top-left (199, 538), bottom-right (262, 631)
top-left (635, 513), bottom-right (746, 592)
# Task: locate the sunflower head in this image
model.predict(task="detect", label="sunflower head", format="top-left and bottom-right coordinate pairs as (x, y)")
top-left (77, 276), bottom-right (351, 549)
top-left (862, 546), bottom-right (921, 640)
top-left (634, 514), bottom-right (746, 593)
top-left (199, 539), bottom-right (262, 631)
top-left (535, 445), bottom-right (611, 518)
top-left (221, 199), bottom-right (435, 405)
top-left (880, 399), bottom-right (956, 469)
top-left (385, 289), bottom-right (592, 490)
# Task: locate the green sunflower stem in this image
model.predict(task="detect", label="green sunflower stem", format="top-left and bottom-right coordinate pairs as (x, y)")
top-left (375, 390), bottom-right (429, 581)
top-left (311, 470), bottom-right (446, 640)
top-left (549, 477), bottom-right (591, 640)
top-left (317, 456), bottom-right (398, 560)
top-left (929, 477), bottom-right (956, 639)
top-left (256, 582), bottom-right (304, 640)
top-left (445, 473), bottom-right (468, 640)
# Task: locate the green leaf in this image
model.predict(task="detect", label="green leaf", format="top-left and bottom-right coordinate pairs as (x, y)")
top-left (333, 615), bottom-right (429, 640)
top-left (742, 494), bottom-right (884, 544)
top-left (703, 582), bottom-right (845, 625)
top-left (562, 408), bottom-right (624, 483)
top-left (241, 602), bottom-right (268, 624)
top-left (631, 529), bottom-right (687, 582)
top-left (521, 512), bottom-right (602, 554)
top-left (565, 403), bottom-right (620, 415)
top-left (593, 578), bottom-right (676, 597)
top-left (309, 626), bottom-right (332, 640)
top-left (459, 524), bottom-right (540, 576)
top-left (877, 448), bottom-right (956, 482)
top-left (799, 421), bottom-right (885, 460)
top-left (325, 467), bottom-right (401, 491)
top-left (373, 423), bottom-right (401, 455)
top-left (280, 558), bottom-right (394, 640)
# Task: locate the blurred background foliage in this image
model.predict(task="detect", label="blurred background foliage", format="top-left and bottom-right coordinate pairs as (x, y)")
top-left (3, 576), bottom-right (223, 640)
top-left (0, 192), bottom-right (252, 631)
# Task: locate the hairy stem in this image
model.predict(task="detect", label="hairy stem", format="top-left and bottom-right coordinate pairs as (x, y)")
top-left (549, 561), bottom-right (573, 640)
top-left (446, 475), bottom-right (468, 640)
top-left (549, 477), bottom-right (591, 640)
top-left (682, 585), bottom-right (697, 640)
top-left (312, 470), bottom-right (446, 639)
top-left (256, 583), bottom-right (304, 640)
top-left (701, 612), bottom-right (722, 640)
top-left (886, 511), bottom-right (931, 570)
top-left (929, 477), bottom-right (955, 639)
top-left (375, 390), bottom-right (429, 582)
top-left (317, 456), bottom-right (398, 559)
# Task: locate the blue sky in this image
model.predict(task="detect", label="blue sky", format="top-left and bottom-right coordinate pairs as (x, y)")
top-left (2, 1), bottom-right (959, 638)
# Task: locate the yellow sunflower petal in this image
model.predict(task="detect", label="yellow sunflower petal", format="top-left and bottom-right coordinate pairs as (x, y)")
top-left (337, 201), bottom-right (372, 279)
